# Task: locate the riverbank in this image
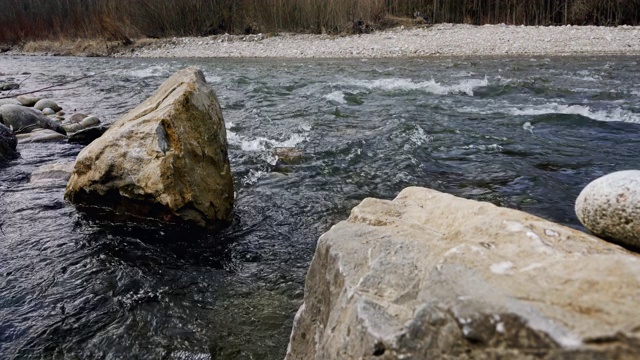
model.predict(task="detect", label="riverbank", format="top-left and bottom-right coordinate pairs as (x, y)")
top-left (5, 23), bottom-right (640, 58)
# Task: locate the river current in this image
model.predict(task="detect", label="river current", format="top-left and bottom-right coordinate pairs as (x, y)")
top-left (1, 56), bottom-right (639, 359)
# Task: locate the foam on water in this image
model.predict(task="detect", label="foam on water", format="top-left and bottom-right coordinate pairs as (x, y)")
top-left (508, 103), bottom-right (640, 123)
top-left (408, 125), bottom-right (433, 146)
top-left (226, 122), bottom-right (308, 152)
top-left (346, 76), bottom-right (489, 96)
top-left (324, 91), bottom-right (346, 104)
top-left (127, 64), bottom-right (173, 78)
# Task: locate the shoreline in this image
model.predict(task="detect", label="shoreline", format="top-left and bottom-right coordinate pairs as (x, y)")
top-left (4, 23), bottom-right (640, 59)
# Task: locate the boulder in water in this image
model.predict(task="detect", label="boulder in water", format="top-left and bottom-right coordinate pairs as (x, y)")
top-left (0, 104), bottom-right (67, 135)
top-left (42, 107), bottom-right (55, 115)
top-left (34, 99), bottom-right (62, 112)
top-left (0, 122), bottom-right (18, 161)
top-left (65, 67), bottom-right (234, 227)
top-left (286, 187), bottom-right (640, 359)
top-left (576, 170), bottom-right (640, 249)
top-left (16, 129), bottom-right (67, 143)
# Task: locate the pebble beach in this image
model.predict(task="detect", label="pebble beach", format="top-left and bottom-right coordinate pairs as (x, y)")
top-left (115, 23), bottom-right (640, 58)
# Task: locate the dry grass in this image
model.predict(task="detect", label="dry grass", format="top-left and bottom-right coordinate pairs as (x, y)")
top-left (1, 0), bottom-right (639, 45)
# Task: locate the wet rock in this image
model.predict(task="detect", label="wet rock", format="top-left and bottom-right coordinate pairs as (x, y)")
top-left (16, 95), bottom-right (42, 107)
top-left (67, 125), bottom-right (108, 145)
top-left (0, 104), bottom-right (67, 135)
top-left (63, 115), bottom-right (100, 133)
top-left (68, 112), bottom-right (88, 123)
top-left (0, 99), bottom-right (21, 106)
top-left (576, 170), bottom-right (640, 249)
top-left (274, 147), bottom-right (304, 165)
top-left (34, 99), bottom-right (62, 112)
top-left (0, 82), bottom-right (19, 91)
top-left (0, 122), bottom-right (18, 162)
top-left (17, 129), bottom-right (67, 143)
top-left (286, 187), bottom-right (640, 359)
top-left (42, 107), bottom-right (55, 115)
top-left (30, 161), bottom-right (75, 186)
top-left (65, 67), bottom-right (234, 227)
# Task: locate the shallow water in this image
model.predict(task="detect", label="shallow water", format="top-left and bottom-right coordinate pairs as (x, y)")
top-left (1, 55), bottom-right (639, 359)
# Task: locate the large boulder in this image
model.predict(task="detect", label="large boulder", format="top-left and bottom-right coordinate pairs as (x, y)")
top-left (286, 187), bottom-right (640, 359)
top-left (0, 122), bottom-right (18, 161)
top-left (0, 104), bottom-right (67, 135)
top-left (65, 67), bottom-right (234, 227)
top-left (576, 170), bottom-right (640, 249)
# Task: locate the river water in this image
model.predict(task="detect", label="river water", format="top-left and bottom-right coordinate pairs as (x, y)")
top-left (1, 55), bottom-right (639, 359)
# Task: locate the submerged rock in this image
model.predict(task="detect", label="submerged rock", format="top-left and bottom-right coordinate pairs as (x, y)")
top-left (576, 170), bottom-right (640, 249)
top-left (30, 161), bottom-right (75, 187)
top-left (0, 104), bottom-right (67, 135)
top-left (16, 129), bottom-right (67, 143)
top-left (0, 122), bottom-right (18, 161)
top-left (286, 187), bottom-right (640, 359)
top-left (65, 67), bottom-right (234, 227)
top-left (34, 99), bottom-right (62, 112)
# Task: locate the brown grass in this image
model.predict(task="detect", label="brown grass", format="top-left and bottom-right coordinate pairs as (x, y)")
top-left (1, 0), bottom-right (639, 45)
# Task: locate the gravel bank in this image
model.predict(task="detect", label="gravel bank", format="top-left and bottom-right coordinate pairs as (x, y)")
top-left (115, 23), bottom-right (640, 59)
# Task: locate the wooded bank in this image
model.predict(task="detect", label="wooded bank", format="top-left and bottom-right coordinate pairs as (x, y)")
top-left (1, 0), bottom-right (639, 44)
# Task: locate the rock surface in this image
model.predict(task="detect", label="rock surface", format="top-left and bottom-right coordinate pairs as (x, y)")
top-left (0, 104), bottom-right (67, 135)
top-left (63, 115), bottom-right (100, 133)
top-left (0, 122), bottom-right (18, 161)
top-left (65, 67), bottom-right (234, 226)
top-left (576, 170), bottom-right (640, 249)
top-left (286, 187), bottom-right (640, 360)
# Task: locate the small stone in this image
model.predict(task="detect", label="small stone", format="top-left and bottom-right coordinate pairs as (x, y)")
top-left (34, 99), bottom-right (62, 112)
top-left (576, 170), bottom-right (640, 249)
top-left (42, 108), bottom-right (55, 115)
top-left (69, 113), bottom-right (88, 123)
top-left (0, 83), bottom-right (19, 91)
top-left (16, 95), bottom-right (41, 107)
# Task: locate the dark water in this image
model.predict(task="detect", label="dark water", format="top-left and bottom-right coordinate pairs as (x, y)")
top-left (1, 55), bottom-right (639, 359)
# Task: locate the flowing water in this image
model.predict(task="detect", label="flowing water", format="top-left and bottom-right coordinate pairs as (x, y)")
top-left (1, 55), bottom-right (639, 359)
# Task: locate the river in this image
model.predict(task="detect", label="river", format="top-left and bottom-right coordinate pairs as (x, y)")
top-left (1, 55), bottom-right (639, 359)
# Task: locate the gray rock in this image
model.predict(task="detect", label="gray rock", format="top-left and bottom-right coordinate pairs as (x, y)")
top-left (16, 95), bottom-right (42, 107)
top-left (34, 99), bottom-right (62, 112)
top-left (286, 187), bottom-right (640, 359)
top-left (68, 113), bottom-right (88, 123)
top-left (63, 115), bottom-right (100, 133)
top-left (42, 108), bottom-right (55, 115)
top-left (0, 83), bottom-right (19, 91)
top-left (17, 129), bottom-right (67, 143)
top-left (0, 122), bottom-right (18, 161)
top-left (67, 125), bottom-right (108, 145)
top-left (576, 170), bottom-right (640, 249)
top-left (0, 104), bottom-right (67, 135)
top-left (0, 99), bottom-right (21, 106)
top-left (30, 161), bottom-right (75, 186)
